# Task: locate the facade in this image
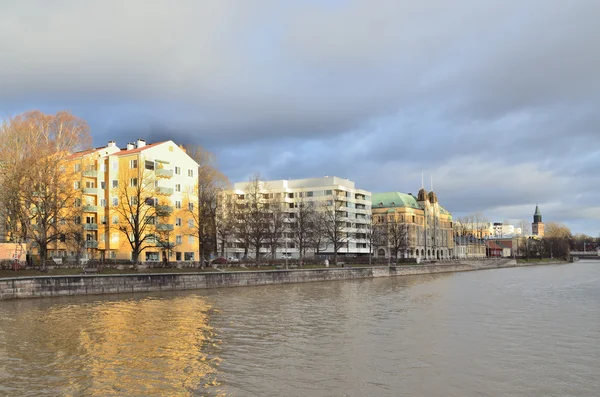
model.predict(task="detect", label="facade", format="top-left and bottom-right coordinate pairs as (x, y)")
top-left (532, 205), bottom-right (544, 237)
top-left (371, 189), bottom-right (454, 260)
top-left (48, 139), bottom-right (200, 262)
top-left (222, 176), bottom-right (372, 259)
top-left (492, 223), bottom-right (522, 237)
top-left (454, 236), bottom-right (486, 259)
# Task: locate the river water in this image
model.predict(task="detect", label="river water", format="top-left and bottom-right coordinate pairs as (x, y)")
top-left (0, 261), bottom-right (599, 396)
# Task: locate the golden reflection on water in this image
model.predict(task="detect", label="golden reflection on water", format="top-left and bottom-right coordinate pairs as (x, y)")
top-left (0, 294), bottom-right (225, 396)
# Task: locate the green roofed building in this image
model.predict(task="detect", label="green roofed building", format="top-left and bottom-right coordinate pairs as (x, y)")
top-left (371, 189), bottom-right (454, 261)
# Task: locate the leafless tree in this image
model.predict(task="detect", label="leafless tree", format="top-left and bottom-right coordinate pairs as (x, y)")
top-left (0, 111), bottom-right (92, 269)
top-left (365, 214), bottom-right (385, 265)
top-left (290, 196), bottom-right (316, 264)
top-left (184, 145), bottom-right (229, 263)
top-left (111, 161), bottom-right (166, 263)
top-left (237, 174), bottom-right (270, 263)
top-left (265, 194), bottom-right (285, 259)
top-left (216, 193), bottom-right (236, 257)
top-left (386, 213), bottom-right (410, 261)
top-left (319, 200), bottom-right (349, 265)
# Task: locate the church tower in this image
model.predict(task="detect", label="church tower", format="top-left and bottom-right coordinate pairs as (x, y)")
top-left (532, 205), bottom-right (544, 237)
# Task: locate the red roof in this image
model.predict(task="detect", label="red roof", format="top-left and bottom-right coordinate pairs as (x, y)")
top-left (66, 147), bottom-right (107, 160)
top-left (115, 141), bottom-right (167, 156)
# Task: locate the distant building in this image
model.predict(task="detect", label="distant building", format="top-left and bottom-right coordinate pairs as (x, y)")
top-left (454, 235), bottom-right (486, 259)
top-left (532, 205), bottom-right (544, 237)
top-left (492, 222), bottom-right (522, 237)
top-left (371, 188), bottom-right (454, 260)
top-left (222, 176), bottom-right (372, 259)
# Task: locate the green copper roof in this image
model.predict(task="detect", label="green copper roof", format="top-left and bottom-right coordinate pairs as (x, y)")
top-left (534, 205), bottom-right (541, 215)
top-left (371, 192), bottom-right (421, 209)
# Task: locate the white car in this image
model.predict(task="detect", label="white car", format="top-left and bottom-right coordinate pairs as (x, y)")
top-left (227, 257), bottom-right (240, 263)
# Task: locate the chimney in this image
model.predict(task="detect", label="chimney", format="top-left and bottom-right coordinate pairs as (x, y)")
top-left (136, 139), bottom-right (146, 148)
top-left (107, 140), bottom-right (116, 147)
top-left (126, 142), bottom-right (135, 150)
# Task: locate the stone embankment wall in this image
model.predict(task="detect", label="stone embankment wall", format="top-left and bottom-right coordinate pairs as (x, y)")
top-left (0, 259), bottom-right (529, 300)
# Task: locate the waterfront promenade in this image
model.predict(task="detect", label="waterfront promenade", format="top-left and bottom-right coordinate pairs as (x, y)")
top-left (0, 258), bottom-right (566, 300)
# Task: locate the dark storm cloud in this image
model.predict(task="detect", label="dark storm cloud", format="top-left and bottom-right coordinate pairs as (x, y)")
top-left (1, 0), bottom-right (600, 234)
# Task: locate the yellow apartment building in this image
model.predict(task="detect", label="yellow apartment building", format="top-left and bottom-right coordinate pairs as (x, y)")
top-left (50, 139), bottom-right (199, 262)
top-left (371, 188), bottom-right (454, 260)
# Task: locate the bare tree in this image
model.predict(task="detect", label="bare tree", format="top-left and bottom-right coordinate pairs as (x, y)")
top-left (386, 213), bottom-right (410, 262)
top-left (290, 196), bottom-right (316, 264)
top-left (319, 200), bottom-right (349, 265)
top-left (184, 145), bottom-right (229, 263)
top-left (310, 205), bottom-right (328, 255)
top-left (265, 194), bottom-right (285, 259)
top-left (111, 160), bottom-right (166, 263)
top-left (0, 111), bottom-right (92, 269)
top-left (236, 174), bottom-right (270, 263)
top-left (216, 193), bottom-right (236, 257)
top-left (365, 214), bottom-right (385, 265)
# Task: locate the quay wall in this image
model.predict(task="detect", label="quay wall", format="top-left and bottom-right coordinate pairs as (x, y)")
top-left (0, 259), bottom-right (559, 300)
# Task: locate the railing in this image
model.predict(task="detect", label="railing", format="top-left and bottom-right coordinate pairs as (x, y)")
top-left (83, 223), bottom-right (98, 230)
top-left (83, 170), bottom-right (98, 178)
top-left (82, 205), bottom-right (98, 212)
top-left (82, 188), bottom-right (98, 195)
top-left (156, 187), bottom-right (174, 195)
top-left (156, 169), bottom-right (174, 178)
top-left (155, 205), bottom-right (174, 215)
top-left (86, 240), bottom-right (99, 249)
top-left (156, 223), bottom-right (174, 231)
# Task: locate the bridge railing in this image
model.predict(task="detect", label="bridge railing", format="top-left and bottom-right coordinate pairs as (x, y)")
top-left (569, 250), bottom-right (600, 256)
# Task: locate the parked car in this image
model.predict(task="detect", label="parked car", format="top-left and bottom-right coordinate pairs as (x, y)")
top-left (211, 257), bottom-right (228, 265)
top-left (227, 257), bottom-right (240, 263)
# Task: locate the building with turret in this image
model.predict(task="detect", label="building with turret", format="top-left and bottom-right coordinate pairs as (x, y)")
top-left (371, 188), bottom-right (454, 261)
top-left (532, 205), bottom-right (544, 237)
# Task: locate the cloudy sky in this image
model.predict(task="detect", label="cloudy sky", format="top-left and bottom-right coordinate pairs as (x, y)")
top-left (1, 0), bottom-right (599, 235)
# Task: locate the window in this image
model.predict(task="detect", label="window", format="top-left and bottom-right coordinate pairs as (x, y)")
top-left (188, 202), bottom-right (194, 211)
top-left (112, 216), bottom-right (119, 224)
top-left (112, 180), bottom-right (118, 188)
top-left (74, 181), bottom-right (80, 190)
top-left (145, 160), bottom-right (154, 170)
top-left (86, 216), bottom-right (95, 224)
top-left (130, 159), bottom-right (138, 169)
top-left (288, 193), bottom-right (294, 198)
top-left (74, 164), bottom-right (81, 172)
top-left (307, 191), bottom-right (314, 197)
top-left (184, 252), bottom-right (194, 261)
top-left (112, 197), bottom-right (118, 206)
top-left (175, 166), bottom-right (181, 175)
top-left (325, 190), bottom-right (332, 195)
top-left (147, 216), bottom-right (155, 225)
top-left (175, 184), bottom-right (181, 192)
top-left (176, 218), bottom-right (182, 226)
top-left (85, 181), bottom-right (95, 188)
top-left (175, 200), bottom-right (181, 209)
top-left (74, 216), bottom-right (81, 225)
top-left (100, 199), bottom-right (107, 207)
top-left (188, 169), bottom-right (194, 177)
top-left (188, 219), bottom-right (194, 228)
top-left (74, 198), bottom-right (81, 207)
top-left (101, 215), bottom-right (107, 224)
top-left (130, 178), bottom-right (138, 187)
top-left (100, 181), bottom-right (106, 190)
top-left (130, 196), bottom-right (138, 205)
top-left (188, 235), bottom-right (194, 245)
top-left (109, 251), bottom-right (116, 259)
top-left (99, 163), bottom-right (106, 172)
top-left (176, 235), bottom-right (182, 244)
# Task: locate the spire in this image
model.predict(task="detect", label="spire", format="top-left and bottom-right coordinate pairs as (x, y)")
top-left (533, 205), bottom-right (542, 223)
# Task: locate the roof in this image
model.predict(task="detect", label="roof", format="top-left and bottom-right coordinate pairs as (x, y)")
top-left (66, 146), bottom-right (106, 160)
top-left (115, 141), bottom-right (167, 156)
top-left (371, 192), bottom-right (421, 210)
top-left (534, 205), bottom-right (541, 216)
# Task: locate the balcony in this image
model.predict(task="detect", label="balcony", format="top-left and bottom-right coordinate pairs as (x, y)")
top-left (155, 205), bottom-right (174, 216)
top-left (83, 223), bottom-right (98, 230)
top-left (85, 240), bottom-right (99, 249)
top-left (156, 169), bottom-right (174, 178)
top-left (82, 188), bottom-right (98, 195)
top-left (83, 170), bottom-right (98, 178)
top-left (82, 205), bottom-right (98, 212)
top-left (156, 223), bottom-right (174, 231)
top-left (156, 187), bottom-right (174, 195)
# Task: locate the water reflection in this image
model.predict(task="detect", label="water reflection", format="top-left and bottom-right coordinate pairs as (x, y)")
top-left (0, 294), bottom-right (222, 396)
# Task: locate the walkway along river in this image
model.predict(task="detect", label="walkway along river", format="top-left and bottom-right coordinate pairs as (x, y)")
top-left (0, 260), bottom-right (597, 396)
top-left (0, 259), bottom-right (558, 300)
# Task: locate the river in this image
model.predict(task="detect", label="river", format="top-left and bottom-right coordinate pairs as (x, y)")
top-left (0, 261), bottom-right (599, 396)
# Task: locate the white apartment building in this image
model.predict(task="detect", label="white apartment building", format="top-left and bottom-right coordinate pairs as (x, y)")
top-left (492, 223), bottom-right (523, 237)
top-left (223, 176), bottom-right (372, 260)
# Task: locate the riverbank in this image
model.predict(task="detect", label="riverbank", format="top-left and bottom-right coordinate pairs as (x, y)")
top-left (0, 259), bottom-right (568, 300)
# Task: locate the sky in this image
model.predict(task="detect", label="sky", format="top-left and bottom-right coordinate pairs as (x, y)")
top-left (1, 0), bottom-right (599, 235)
